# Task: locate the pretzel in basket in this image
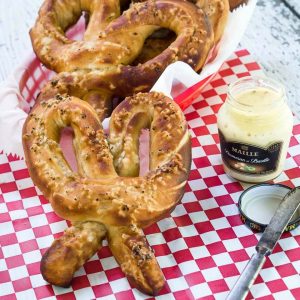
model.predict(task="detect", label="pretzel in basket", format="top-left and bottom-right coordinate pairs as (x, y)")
top-left (30, 0), bottom-right (229, 116)
top-left (31, 0), bottom-right (214, 72)
top-left (22, 91), bottom-right (191, 295)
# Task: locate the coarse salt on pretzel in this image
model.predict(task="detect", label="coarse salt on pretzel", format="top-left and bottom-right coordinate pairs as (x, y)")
top-left (25, 0), bottom-right (230, 294)
top-left (31, 0), bottom-right (214, 72)
top-left (194, 0), bottom-right (229, 43)
top-left (22, 91), bottom-right (191, 295)
top-left (30, 0), bottom-right (214, 105)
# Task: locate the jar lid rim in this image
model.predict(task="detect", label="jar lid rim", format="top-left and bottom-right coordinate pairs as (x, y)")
top-left (238, 183), bottom-right (300, 232)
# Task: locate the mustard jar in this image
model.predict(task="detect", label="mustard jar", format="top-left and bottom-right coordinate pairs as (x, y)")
top-left (217, 76), bottom-right (293, 183)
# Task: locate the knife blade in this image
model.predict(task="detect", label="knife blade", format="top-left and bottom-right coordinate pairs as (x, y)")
top-left (226, 186), bottom-right (300, 300)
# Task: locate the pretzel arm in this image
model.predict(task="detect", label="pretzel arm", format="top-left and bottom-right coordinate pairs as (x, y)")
top-left (36, 96), bottom-right (115, 287)
top-left (195, 0), bottom-right (229, 43)
top-left (82, 0), bottom-right (121, 40)
top-left (41, 221), bottom-right (107, 287)
top-left (107, 225), bottom-right (164, 295)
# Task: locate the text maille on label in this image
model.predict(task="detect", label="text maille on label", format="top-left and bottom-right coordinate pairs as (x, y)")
top-left (218, 130), bottom-right (283, 175)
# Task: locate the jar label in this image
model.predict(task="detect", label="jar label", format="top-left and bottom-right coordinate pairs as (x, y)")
top-left (219, 130), bottom-right (283, 175)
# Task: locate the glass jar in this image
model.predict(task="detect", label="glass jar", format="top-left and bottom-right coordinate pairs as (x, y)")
top-left (217, 76), bottom-right (293, 183)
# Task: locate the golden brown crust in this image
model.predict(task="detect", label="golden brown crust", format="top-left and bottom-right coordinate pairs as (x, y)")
top-left (26, 0), bottom-right (231, 295)
top-left (26, 0), bottom-right (231, 294)
top-left (30, 0), bottom-right (214, 106)
top-left (136, 0), bottom-right (229, 44)
top-left (132, 30), bottom-right (176, 65)
top-left (22, 91), bottom-right (191, 295)
top-left (30, 0), bottom-right (229, 123)
top-left (194, 0), bottom-right (229, 43)
top-left (107, 225), bottom-right (164, 295)
top-left (41, 222), bottom-right (106, 287)
top-left (31, 0), bottom-right (213, 72)
top-left (23, 92), bottom-right (190, 226)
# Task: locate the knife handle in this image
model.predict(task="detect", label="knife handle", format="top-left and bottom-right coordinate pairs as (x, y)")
top-left (226, 252), bottom-right (266, 300)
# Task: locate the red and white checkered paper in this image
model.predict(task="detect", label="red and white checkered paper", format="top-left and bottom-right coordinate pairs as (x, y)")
top-left (1, 49), bottom-right (300, 300)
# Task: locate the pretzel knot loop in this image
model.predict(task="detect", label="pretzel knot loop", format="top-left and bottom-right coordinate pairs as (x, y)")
top-left (31, 0), bottom-right (214, 73)
top-left (30, 0), bottom-right (226, 117)
top-left (23, 92), bottom-right (191, 295)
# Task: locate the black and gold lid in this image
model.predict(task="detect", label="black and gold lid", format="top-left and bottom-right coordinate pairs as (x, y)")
top-left (238, 183), bottom-right (300, 232)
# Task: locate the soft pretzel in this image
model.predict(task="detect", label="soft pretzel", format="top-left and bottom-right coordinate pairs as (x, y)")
top-left (22, 91), bottom-right (191, 294)
top-left (31, 0), bottom-right (213, 73)
top-left (132, 0), bottom-right (229, 63)
top-left (30, 0), bottom-right (215, 116)
top-left (193, 0), bottom-right (229, 43)
top-left (136, 0), bottom-right (230, 45)
top-left (30, 0), bottom-right (213, 72)
top-left (26, 0), bottom-right (230, 294)
top-left (41, 221), bottom-right (107, 287)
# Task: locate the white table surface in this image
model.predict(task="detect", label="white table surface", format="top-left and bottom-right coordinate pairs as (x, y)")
top-left (0, 0), bottom-right (299, 115)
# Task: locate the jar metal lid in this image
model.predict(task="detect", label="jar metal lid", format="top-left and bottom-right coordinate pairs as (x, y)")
top-left (238, 183), bottom-right (300, 232)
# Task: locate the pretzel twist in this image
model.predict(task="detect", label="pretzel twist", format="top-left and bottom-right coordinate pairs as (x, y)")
top-left (23, 91), bottom-right (191, 294)
top-left (29, 0), bottom-right (228, 116)
top-left (26, 0), bottom-right (230, 294)
top-left (31, 0), bottom-right (214, 72)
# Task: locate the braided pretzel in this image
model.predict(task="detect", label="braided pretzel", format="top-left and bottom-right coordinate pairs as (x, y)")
top-left (31, 0), bottom-right (214, 72)
top-left (22, 91), bottom-right (191, 294)
top-left (30, 0), bottom-right (219, 116)
top-left (25, 0), bottom-right (229, 294)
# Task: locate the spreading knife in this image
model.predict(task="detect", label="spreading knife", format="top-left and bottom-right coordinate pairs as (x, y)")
top-left (226, 186), bottom-right (300, 300)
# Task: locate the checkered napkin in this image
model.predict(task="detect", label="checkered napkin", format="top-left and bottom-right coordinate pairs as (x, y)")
top-left (1, 49), bottom-right (300, 300)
